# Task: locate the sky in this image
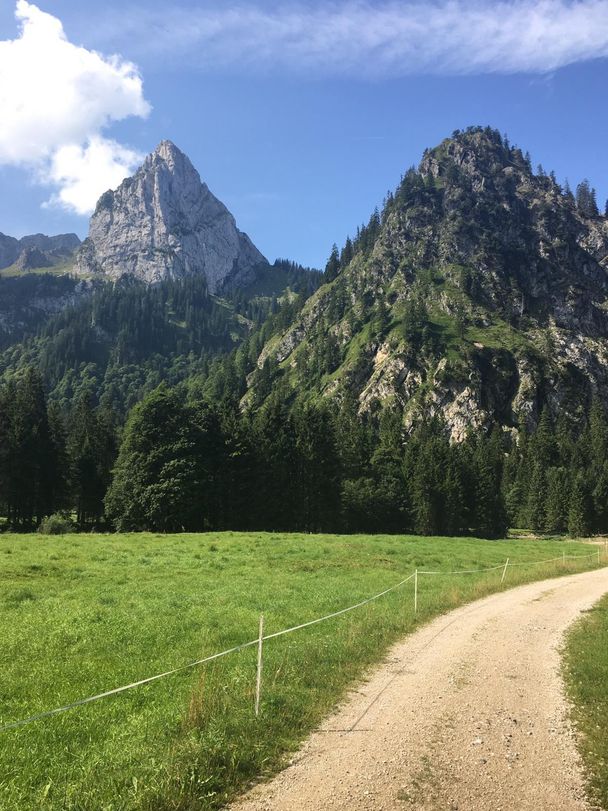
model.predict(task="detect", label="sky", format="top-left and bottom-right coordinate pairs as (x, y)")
top-left (0, 1), bottom-right (607, 270)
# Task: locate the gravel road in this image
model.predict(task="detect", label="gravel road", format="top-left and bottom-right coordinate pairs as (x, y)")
top-left (231, 567), bottom-right (608, 811)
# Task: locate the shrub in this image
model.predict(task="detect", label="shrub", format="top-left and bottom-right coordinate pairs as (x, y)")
top-left (37, 513), bottom-right (75, 535)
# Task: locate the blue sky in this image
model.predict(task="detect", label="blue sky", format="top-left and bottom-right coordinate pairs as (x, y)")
top-left (1, 1), bottom-right (607, 270)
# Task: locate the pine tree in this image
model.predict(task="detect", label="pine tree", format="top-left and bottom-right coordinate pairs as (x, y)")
top-left (7, 369), bottom-right (56, 527)
top-left (568, 473), bottom-right (591, 537)
top-left (68, 396), bottom-right (117, 527)
top-left (47, 403), bottom-right (70, 513)
top-left (324, 244), bottom-right (340, 282)
top-left (292, 402), bottom-right (341, 532)
top-left (0, 387), bottom-right (10, 517)
top-left (368, 410), bottom-right (407, 533)
top-left (591, 461), bottom-right (608, 533)
top-left (575, 180), bottom-right (599, 217)
top-left (544, 467), bottom-right (569, 533)
top-left (406, 422), bottom-right (450, 536)
top-left (526, 461), bottom-right (547, 531)
top-left (472, 435), bottom-right (508, 539)
top-left (340, 237), bottom-right (354, 268)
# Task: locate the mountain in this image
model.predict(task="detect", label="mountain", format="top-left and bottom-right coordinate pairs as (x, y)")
top-left (0, 142), bottom-right (320, 400)
top-left (0, 232), bottom-right (83, 345)
top-left (247, 126), bottom-right (608, 438)
top-left (0, 232), bottom-right (80, 274)
top-left (75, 140), bottom-right (269, 292)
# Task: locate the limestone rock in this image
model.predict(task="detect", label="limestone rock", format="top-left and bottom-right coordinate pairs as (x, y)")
top-left (15, 247), bottom-right (53, 271)
top-left (0, 233), bottom-right (20, 269)
top-left (75, 140), bottom-right (268, 293)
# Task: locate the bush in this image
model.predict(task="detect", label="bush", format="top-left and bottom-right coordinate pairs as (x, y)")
top-left (37, 513), bottom-right (75, 535)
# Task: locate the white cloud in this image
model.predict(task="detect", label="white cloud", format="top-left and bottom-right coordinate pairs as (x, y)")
top-left (0, 1), bottom-right (150, 214)
top-left (43, 137), bottom-right (144, 216)
top-left (102, 0), bottom-right (608, 77)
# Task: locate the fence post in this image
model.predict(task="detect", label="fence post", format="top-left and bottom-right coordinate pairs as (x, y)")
top-left (501, 558), bottom-right (510, 584)
top-left (255, 614), bottom-right (264, 717)
top-left (414, 569), bottom-right (418, 614)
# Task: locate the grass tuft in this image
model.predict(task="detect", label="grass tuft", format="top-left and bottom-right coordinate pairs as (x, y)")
top-left (563, 592), bottom-right (608, 810)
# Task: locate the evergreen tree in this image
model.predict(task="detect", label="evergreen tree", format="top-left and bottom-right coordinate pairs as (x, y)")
top-left (471, 434), bottom-right (508, 539)
top-left (526, 461), bottom-right (547, 531)
top-left (543, 467), bottom-right (569, 533)
top-left (47, 403), bottom-right (70, 513)
top-left (292, 402), bottom-right (341, 532)
top-left (575, 180), bottom-right (599, 217)
top-left (324, 244), bottom-right (340, 282)
top-left (0, 387), bottom-right (10, 517)
top-left (68, 396), bottom-right (117, 527)
top-left (405, 422), bottom-right (450, 535)
top-left (340, 237), bottom-right (354, 268)
top-left (105, 385), bottom-right (211, 531)
top-left (568, 473), bottom-right (591, 537)
top-left (7, 369), bottom-right (56, 527)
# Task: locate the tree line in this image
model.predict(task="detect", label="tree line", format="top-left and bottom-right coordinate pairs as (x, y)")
top-left (0, 369), bottom-right (117, 529)
top-left (4, 368), bottom-right (607, 539)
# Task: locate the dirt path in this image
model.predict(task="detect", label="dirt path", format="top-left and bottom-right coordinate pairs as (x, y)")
top-left (232, 568), bottom-right (608, 811)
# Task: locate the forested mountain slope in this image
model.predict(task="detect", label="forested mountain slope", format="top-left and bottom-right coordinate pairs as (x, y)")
top-left (248, 127), bottom-right (608, 438)
top-left (0, 261), bottom-right (320, 414)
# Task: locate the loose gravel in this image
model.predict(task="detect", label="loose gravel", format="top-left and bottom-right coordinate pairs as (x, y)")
top-left (231, 568), bottom-right (608, 811)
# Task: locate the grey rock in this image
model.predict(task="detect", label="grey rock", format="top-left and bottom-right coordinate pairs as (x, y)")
top-left (19, 233), bottom-right (81, 254)
top-left (75, 140), bottom-right (268, 293)
top-left (15, 247), bottom-right (53, 271)
top-left (0, 233), bottom-right (19, 269)
top-left (0, 232), bottom-right (81, 271)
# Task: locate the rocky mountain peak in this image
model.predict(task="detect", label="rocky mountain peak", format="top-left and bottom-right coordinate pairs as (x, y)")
top-left (151, 139), bottom-right (185, 163)
top-left (76, 141), bottom-right (268, 292)
top-left (250, 127), bottom-right (608, 438)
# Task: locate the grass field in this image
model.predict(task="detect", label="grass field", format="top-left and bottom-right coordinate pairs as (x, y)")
top-left (564, 590), bottom-right (608, 810)
top-left (0, 532), bottom-right (603, 811)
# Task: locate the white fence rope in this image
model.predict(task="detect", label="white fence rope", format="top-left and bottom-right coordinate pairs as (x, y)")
top-left (0, 551), bottom-right (603, 734)
top-left (0, 573), bottom-right (415, 733)
top-left (419, 564), bottom-right (505, 575)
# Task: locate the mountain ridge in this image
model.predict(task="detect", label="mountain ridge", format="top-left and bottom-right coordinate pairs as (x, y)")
top-left (0, 232), bottom-right (81, 273)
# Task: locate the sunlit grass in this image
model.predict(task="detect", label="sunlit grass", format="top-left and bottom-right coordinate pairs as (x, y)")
top-left (0, 532), bottom-right (602, 810)
top-left (564, 591), bottom-right (608, 810)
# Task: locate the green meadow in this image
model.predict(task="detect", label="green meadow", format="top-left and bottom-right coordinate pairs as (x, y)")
top-left (564, 589), bottom-right (608, 810)
top-left (0, 532), bottom-right (602, 810)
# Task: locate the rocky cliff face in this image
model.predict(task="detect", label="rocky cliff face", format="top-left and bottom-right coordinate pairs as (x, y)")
top-left (249, 127), bottom-right (608, 438)
top-left (0, 234), bottom-right (19, 268)
top-left (76, 140), bottom-right (268, 293)
top-left (0, 232), bottom-right (81, 272)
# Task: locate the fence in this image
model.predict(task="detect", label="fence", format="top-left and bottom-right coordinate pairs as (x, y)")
top-left (0, 546), bottom-right (605, 734)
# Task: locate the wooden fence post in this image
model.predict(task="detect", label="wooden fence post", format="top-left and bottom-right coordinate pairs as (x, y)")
top-left (501, 558), bottom-right (510, 584)
top-left (255, 614), bottom-right (264, 717)
top-left (414, 569), bottom-right (418, 614)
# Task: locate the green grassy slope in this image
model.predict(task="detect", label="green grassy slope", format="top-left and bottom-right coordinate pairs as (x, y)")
top-left (0, 532), bottom-right (602, 810)
top-left (564, 587), bottom-right (608, 810)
